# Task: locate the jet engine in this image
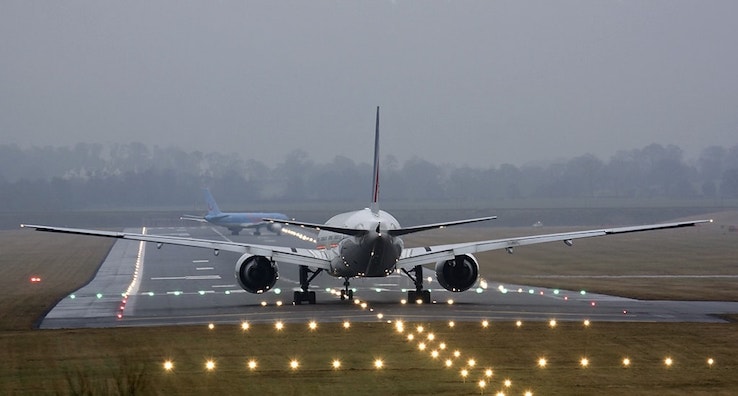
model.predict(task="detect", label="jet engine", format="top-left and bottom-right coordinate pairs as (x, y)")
top-left (235, 254), bottom-right (278, 293)
top-left (266, 223), bottom-right (283, 234)
top-left (435, 254), bottom-right (479, 292)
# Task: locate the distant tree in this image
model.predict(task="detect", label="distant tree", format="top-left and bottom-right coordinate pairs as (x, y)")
top-left (721, 169), bottom-right (738, 198)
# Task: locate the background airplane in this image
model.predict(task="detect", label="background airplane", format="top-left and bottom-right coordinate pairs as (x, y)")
top-left (180, 188), bottom-right (289, 235)
top-left (22, 107), bottom-right (710, 305)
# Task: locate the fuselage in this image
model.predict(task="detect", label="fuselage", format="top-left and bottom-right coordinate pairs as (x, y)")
top-left (317, 208), bottom-right (404, 278)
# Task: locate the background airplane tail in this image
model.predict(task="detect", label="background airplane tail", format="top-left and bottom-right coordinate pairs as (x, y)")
top-left (370, 106), bottom-right (380, 215)
top-left (203, 188), bottom-right (222, 215)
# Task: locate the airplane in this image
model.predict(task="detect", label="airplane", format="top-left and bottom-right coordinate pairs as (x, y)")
top-left (22, 107), bottom-right (711, 305)
top-left (180, 188), bottom-right (289, 236)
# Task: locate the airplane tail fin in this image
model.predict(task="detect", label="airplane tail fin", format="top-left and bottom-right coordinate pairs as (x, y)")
top-left (370, 106), bottom-right (380, 215)
top-left (203, 188), bottom-right (222, 215)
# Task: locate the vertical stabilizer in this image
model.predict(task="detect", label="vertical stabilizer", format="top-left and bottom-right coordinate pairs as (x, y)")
top-left (203, 188), bottom-right (222, 215)
top-left (370, 107), bottom-right (380, 215)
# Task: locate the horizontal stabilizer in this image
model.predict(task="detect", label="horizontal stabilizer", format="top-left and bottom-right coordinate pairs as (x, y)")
top-left (388, 216), bottom-right (497, 237)
top-left (263, 218), bottom-right (368, 237)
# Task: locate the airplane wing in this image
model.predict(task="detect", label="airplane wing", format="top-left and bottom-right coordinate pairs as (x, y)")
top-left (20, 224), bottom-right (332, 269)
top-left (396, 219), bottom-right (712, 270)
top-left (180, 215), bottom-right (208, 223)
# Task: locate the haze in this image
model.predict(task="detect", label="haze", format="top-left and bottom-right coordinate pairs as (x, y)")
top-left (2, 1), bottom-right (737, 167)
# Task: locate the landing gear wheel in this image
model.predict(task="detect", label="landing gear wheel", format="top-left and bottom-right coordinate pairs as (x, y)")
top-left (340, 289), bottom-right (353, 301)
top-left (340, 278), bottom-right (354, 301)
top-left (401, 265), bottom-right (432, 304)
top-left (294, 266), bottom-right (323, 305)
top-left (293, 291), bottom-right (316, 305)
top-left (407, 290), bottom-right (431, 304)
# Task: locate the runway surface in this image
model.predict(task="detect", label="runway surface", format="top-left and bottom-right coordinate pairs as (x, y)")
top-left (40, 226), bottom-right (738, 329)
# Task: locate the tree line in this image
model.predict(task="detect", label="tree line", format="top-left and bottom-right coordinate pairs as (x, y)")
top-left (1, 142), bottom-right (738, 211)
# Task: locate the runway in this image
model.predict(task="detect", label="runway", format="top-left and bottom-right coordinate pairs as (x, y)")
top-left (40, 226), bottom-right (738, 329)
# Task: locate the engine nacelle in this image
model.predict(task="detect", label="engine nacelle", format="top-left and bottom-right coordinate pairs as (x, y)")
top-left (267, 223), bottom-right (283, 234)
top-left (235, 254), bottom-right (278, 294)
top-left (435, 254), bottom-right (480, 292)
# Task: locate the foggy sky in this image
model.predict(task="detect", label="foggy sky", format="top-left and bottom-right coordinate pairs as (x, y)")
top-left (2, 1), bottom-right (737, 167)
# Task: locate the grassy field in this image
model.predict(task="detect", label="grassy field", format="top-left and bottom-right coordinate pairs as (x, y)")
top-left (1, 211), bottom-right (737, 394)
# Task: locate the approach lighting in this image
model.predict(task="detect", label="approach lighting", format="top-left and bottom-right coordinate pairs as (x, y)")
top-left (482, 320), bottom-right (489, 328)
top-left (708, 358), bottom-right (715, 367)
top-left (538, 358), bottom-right (547, 368)
top-left (374, 359), bottom-right (384, 369)
top-left (205, 360), bottom-right (215, 371)
top-left (665, 357), bottom-right (673, 367)
top-left (208, 323), bottom-right (215, 330)
top-left (622, 358), bottom-right (631, 367)
top-left (275, 321), bottom-right (284, 331)
top-left (343, 320), bottom-right (351, 329)
top-left (504, 379), bottom-right (512, 387)
top-left (248, 360), bottom-right (257, 370)
top-left (163, 360), bottom-right (174, 371)
top-left (485, 368), bottom-right (493, 377)
top-left (332, 359), bottom-right (341, 369)
top-left (549, 319), bottom-right (557, 328)
top-left (308, 321), bottom-right (318, 330)
top-left (241, 321), bottom-right (250, 331)
top-left (290, 359), bottom-right (299, 370)
top-left (580, 357), bottom-right (589, 368)
top-left (448, 321), bottom-right (455, 328)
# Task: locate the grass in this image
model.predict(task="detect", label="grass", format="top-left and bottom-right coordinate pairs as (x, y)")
top-left (1, 211), bottom-right (738, 394)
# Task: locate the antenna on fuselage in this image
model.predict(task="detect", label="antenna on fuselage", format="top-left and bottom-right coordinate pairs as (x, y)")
top-left (370, 106), bottom-right (380, 215)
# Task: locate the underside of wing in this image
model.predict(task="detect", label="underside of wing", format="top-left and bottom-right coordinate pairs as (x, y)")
top-left (20, 224), bottom-right (332, 270)
top-left (397, 219), bottom-right (711, 270)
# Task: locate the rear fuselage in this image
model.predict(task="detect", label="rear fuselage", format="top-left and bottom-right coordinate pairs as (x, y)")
top-left (317, 208), bottom-right (404, 278)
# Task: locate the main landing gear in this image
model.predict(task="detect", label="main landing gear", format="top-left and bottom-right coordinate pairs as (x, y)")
top-left (293, 266), bottom-right (321, 305)
top-left (340, 278), bottom-right (354, 301)
top-left (402, 265), bottom-right (431, 304)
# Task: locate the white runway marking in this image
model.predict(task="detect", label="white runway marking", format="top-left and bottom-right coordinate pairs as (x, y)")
top-left (192, 259), bottom-right (210, 263)
top-left (212, 284), bottom-right (237, 288)
top-left (196, 267), bottom-right (214, 271)
top-left (151, 275), bottom-right (222, 280)
top-left (210, 227), bottom-right (233, 242)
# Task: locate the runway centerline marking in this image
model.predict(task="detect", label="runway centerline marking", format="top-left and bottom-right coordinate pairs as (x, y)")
top-left (192, 260), bottom-right (210, 263)
top-left (195, 267), bottom-right (214, 271)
